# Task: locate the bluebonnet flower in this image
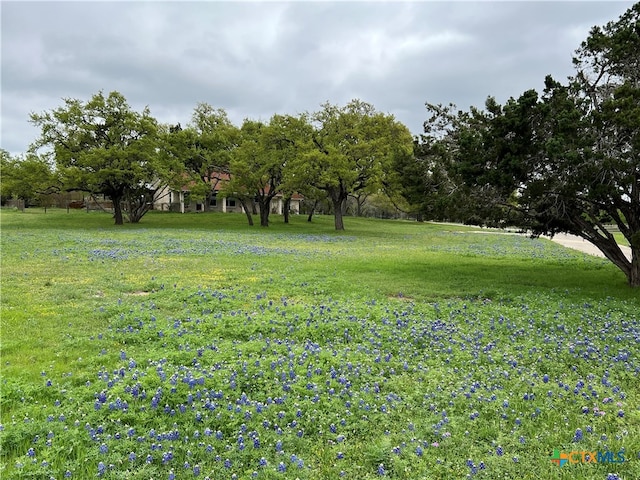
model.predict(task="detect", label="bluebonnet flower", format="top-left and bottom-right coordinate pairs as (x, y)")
top-left (377, 463), bottom-right (386, 476)
top-left (573, 428), bottom-right (584, 442)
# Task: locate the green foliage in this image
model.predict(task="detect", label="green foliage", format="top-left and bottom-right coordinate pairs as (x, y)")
top-left (416, 5), bottom-right (640, 286)
top-left (162, 104), bottom-right (239, 210)
top-left (0, 149), bottom-right (57, 206)
top-left (29, 91), bottom-right (163, 224)
top-left (225, 114), bottom-right (313, 227)
top-left (300, 100), bottom-right (414, 230)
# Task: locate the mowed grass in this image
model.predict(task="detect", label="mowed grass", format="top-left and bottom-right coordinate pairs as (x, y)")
top-left (1, 208), bottom-right (638, 480)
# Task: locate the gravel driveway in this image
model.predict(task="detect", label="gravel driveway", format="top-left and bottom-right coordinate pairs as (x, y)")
top-left (547, 233), bottom-right (632, 261)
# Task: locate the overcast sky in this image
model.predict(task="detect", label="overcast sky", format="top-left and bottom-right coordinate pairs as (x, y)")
top-left (1, 1), bottom-right (635, 155)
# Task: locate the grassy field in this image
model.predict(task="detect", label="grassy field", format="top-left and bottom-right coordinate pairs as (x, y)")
top-left (1, 209), bottom-right (638, 479)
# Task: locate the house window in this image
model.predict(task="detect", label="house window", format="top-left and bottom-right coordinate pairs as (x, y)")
top-left (169, 192), bottom-right (173, 203)
top-left (210, 197), bottom-right (217, 207)
top-left (227, 198), bottom-right (236, 207)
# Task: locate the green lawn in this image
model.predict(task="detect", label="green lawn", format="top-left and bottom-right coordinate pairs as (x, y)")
top-left (1, 209), bottom-right (638, 479)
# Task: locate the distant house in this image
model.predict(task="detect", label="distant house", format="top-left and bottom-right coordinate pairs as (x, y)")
top-left (153, 173), bottom-right (302, 215)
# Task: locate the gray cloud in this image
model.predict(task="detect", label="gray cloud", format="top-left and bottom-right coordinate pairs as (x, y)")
top-left (1, 1), bottom-right (634, 155)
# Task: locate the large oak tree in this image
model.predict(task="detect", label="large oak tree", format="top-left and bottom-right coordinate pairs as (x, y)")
top-left (302, 100), bottom-right (414, 230)
top-left (30, 91), bottom-right (162, 224)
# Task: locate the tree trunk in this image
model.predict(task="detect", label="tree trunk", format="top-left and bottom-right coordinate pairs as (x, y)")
top-left (283, 196), bottom-right (291, 224)
top-left (112, 195), bottom-right (124, 225)
top-left (126, 194), bottom-right (152, 223)
top-left (238, 198), bottom-right (254, 226)
top-left (351, 193), bottom-right (368, 217)
top-left (582, 231), bottom-right (638, 287)
top-left (203, 192), bottom-right (212, 212)
top-left (307, 200), bottom-right (318, 222)
top-left (259, 200), bottom-right (270, 227)
top-left (629, 255), bottom-right (639, 287)
top-left (332, 196), bottom-right (346, 231)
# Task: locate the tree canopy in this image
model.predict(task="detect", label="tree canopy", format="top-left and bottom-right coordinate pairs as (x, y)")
top-left (411, 4), bottom-right (639, 286)
top-left (0, 149), bottom-right (58, 208)
top-left (30, 91), bottom-right (163, 224)
top-left (163, 104), bottom-right (239, 211)
top-left (301, 100), bottom-right (414, 230)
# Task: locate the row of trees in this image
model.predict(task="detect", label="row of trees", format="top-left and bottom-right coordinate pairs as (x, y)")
top-left (1, 95), bottom-right (413, 230)
top-left (1, 4), bottom-right (637, 285)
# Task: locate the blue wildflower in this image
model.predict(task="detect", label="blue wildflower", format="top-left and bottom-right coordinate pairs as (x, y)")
top-left (573, 428), bottom-right (583, 442)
